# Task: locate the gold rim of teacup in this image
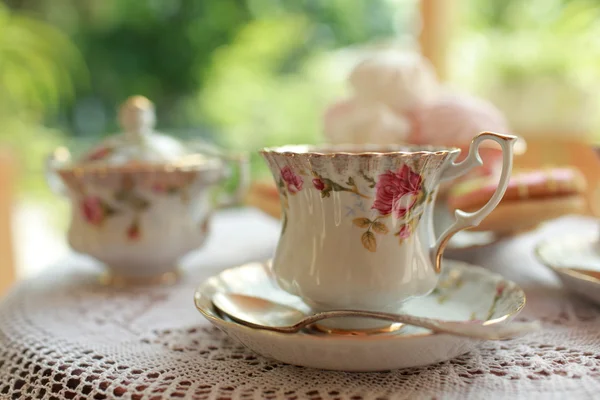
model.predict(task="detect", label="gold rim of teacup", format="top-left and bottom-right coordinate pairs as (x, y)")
top-left (259, 143), bottom-right (462, 158)
top-left (259, 138), bottom-right (527, 157)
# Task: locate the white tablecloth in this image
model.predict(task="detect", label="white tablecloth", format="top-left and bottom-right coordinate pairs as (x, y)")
top-left (1, 208), bottom-right (600, 400)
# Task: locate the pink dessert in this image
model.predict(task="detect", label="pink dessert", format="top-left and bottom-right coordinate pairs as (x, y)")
top-left (407, 92), bottom-right (512, 146)
top-left (405, 91), bottom-right (517, 170)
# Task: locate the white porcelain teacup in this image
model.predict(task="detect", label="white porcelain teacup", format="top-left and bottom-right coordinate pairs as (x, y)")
top-left (261, 132), bottom-right (516, 330)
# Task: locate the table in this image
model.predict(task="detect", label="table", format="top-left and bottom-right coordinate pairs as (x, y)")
top-left (1, 208), bottom-right (600, 400)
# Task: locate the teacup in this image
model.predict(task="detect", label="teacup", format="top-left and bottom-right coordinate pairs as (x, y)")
top-left (261, 132), bottom-right (516, 330)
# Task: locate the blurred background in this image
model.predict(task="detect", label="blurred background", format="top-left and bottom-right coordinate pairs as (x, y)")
top-left (1, 0), bottom-right (600, 289)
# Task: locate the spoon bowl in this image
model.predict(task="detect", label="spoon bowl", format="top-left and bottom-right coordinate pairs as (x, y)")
top-left (213, 292), bottom-right (306, 328)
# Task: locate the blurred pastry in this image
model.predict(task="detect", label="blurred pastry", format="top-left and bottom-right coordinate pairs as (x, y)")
top-left (447, 167), bottom-right (588, 235)
top-left (348, 51), bottom-right (440, 112)
top-left (245, 181), bottom-right (282, 219)
top-left (408, 92), bottom-right (512, 146)
top-left (405, 91), bottom-right (525, 196)
top-left (407, 91), bottom-right (519, 166)
top-left (323, 49), bottom-right (523, 157)
top-left (324, 50), bottom-right (438, 146)
top-left (322, 48), bottom-right (527, 202)
top-left (323, 97), bottom-right (411, 145)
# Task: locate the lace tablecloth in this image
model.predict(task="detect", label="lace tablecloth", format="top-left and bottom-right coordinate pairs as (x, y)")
top-left (2, 208), bottom-right (600, 400)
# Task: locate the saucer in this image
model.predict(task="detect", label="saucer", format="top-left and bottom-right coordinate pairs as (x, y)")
top-left (535, 233), bottom-right (600, 305)
top-left (194, 259), bottom-right (526, 371)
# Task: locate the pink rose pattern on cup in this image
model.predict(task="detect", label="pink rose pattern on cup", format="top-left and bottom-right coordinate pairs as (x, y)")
top-left (312, 178), bottom-right (325, 191)
top-left (396, 224), bottom-right (412, 240)
top-left (277, 166), bottom-right (304, 234)
top-left (372, 165), bottom-right (423, 218)
top-left (276, 163), bottom-right (432, 251)
top-left (281, 166), bottom-right (304, 194)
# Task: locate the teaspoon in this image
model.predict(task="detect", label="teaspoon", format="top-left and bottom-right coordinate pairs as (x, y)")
top-left (212, 293), bottom-right (540, 340)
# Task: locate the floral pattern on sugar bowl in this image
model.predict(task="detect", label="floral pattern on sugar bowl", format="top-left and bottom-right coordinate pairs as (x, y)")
top-left (46, 96), bottom-right (249, 280)
top-left (53, 159), bottom-right (230, 279)
top-left (68, 172), bottom-right (198, 240)
top-left (274, 162), bottom-right (434, 252)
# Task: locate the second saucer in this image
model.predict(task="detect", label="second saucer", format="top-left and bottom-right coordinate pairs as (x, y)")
top-left (536, 232), bottom-right (600, 306)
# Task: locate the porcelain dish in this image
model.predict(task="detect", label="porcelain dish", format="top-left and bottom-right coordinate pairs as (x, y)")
top-left (46, 95), bottom-right (249, 283)
top-left (194, 259), bottom-right (526, 372)
top-left (535, 232), bottom-right (600, 306)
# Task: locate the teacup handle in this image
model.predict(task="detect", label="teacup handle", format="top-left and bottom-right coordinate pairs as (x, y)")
top-left (216, 153), bottom-right (251, 208)
top-left (430, 132), bottom-right (517, 273)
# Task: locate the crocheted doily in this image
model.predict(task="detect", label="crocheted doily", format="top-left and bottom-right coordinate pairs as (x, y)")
top-left (1, 210), bottom-right (600, 400)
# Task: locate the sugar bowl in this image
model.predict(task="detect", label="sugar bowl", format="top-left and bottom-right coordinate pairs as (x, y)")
top-left (46, 95), bottom-right (249, 284)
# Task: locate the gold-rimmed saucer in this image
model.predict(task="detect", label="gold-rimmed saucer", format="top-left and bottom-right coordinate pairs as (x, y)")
top-left (194, 259), bottom-right (526, 372)
top-left (535, 233), bottom-right (600, 305)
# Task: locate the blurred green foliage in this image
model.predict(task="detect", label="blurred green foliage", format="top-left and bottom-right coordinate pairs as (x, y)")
top-left (190, 16), bottom-right (347, 177)
top-left (3, 0), bottom-right (407, 184)
top-left (6, 0), bottom-right (403, 136)
top-left (0, 2), bottom-right (86, 196)
top-left (450, 0), bottom-right (600, 138)
top-left (454, 0), bottom-right (600, 92)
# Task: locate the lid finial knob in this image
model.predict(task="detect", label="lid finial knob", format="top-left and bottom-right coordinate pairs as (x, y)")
top-left (118, 95), bottom-right (156, 140)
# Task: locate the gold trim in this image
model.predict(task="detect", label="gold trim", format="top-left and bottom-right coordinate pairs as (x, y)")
top-left (477, 131), bottom-right (518, 142)
top-left (566, 268), bottom-right (600, 282)
top-left (311, 322), bottom-right (404, 336)
top-left (48, 145), bottom-right (227, 178)
top-left (434, 228), bottom-right (458, 274)
top-left (56, 156), bottom-right (223, 175)
top-left (260, 143), bottom-right (461, 158)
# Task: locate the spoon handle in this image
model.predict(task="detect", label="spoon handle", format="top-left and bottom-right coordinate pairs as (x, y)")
top-left (291, 310), bottom-right (540, 339)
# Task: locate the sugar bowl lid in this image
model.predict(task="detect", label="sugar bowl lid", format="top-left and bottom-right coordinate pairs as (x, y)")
top-left (73, 95), bottom-right (215, 169)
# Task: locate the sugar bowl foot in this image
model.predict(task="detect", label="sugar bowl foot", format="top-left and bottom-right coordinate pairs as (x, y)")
top-left (99, 268), bottom-right (180, 288)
